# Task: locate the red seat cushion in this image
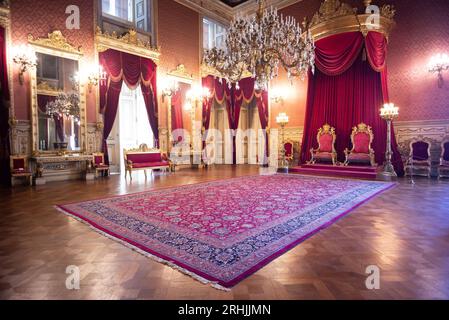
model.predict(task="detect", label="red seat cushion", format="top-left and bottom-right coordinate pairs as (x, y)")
top-left (348, 153), bottom-right (370, 161)
top-left (94, 164), bottom-right (109, 168)
top-left (12, 168), bottom-right (31, 174)
top-left (319, 134), bottom-right (333, 153)
top-left (315, 152), bottom-right (333, 159)
top-left (131, 161), bottom-right (169, 169)
top-left (127, 153), bottom-right (162, 164)
top-left (353, 132), bottom-right (370, 154)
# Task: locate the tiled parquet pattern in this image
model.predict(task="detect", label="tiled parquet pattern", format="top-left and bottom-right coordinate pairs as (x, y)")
top-left (1, 166), bottom-right (449, 300)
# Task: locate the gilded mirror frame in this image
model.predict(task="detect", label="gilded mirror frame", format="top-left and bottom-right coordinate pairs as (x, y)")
top-left (28, 30), bottom-right (87, 156)
top-left (166, 64), bottom-right (194, 151)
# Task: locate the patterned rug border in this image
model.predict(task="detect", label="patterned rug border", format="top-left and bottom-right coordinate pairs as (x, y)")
top-left (56, 174), bottom-right (397, 289)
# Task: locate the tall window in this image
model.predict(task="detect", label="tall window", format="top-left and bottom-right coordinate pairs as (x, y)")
top-left (102, 0), bottom-right (152, 33)
top-left (203, 18), bottom-right (227, 50)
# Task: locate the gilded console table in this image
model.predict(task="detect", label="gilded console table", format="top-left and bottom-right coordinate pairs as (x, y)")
top-left (31, 155), bottom-right (94, 184)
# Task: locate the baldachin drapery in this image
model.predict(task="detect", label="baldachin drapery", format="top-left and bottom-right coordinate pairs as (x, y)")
top-left (99, 49), bottom-right (158, 164)
top-left (300, 31), bottom-right (404, 176)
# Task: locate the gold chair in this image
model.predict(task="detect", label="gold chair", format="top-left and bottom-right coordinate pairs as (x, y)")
top-left (309, 124), bottom-right (337, 165)
top-left (405, 138), bottom-right (432, 178)
top-left (92, 152), bottom-right (110, 177)
top-left (344, 123), bottom-right (377, 167)
top-left (438, 138), bottom-right (449, 179)
top-left (10, 155), bottom-right (32, 186)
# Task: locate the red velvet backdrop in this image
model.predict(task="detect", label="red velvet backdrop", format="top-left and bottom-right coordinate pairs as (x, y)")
top-left (0, 26), bottom-right (10, 185)
top-left (300, 32), bottom-right (404, 176)
top-left (202, 76), bottom-right (269, 164)
top-left (99, 49), bottom-right (158, 164)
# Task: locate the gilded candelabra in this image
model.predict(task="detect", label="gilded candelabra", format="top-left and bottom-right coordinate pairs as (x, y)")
top-left (380, 103), bottom-right (399, 179)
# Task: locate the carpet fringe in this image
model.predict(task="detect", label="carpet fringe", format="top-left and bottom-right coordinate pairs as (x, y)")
top-left (54, 206), bottom-right (231, 292)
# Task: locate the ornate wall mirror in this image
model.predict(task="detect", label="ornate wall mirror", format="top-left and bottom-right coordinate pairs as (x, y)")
top-left (164, 65), bottom-right (193, 151)
top-left (28, 31), bottom-right (86, 155)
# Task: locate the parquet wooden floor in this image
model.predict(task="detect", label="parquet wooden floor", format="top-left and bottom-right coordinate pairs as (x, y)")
top-left (0, 165), bottom-right (448, 300)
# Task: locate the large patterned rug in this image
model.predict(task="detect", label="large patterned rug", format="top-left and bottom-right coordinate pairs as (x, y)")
top-left (56, 174), bottom-right (395, 289)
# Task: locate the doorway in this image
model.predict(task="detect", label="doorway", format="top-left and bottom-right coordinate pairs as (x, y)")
top-left (107, 83), bottom-right (154, 174)
top-left (236, 100), bottom-right (265, 165)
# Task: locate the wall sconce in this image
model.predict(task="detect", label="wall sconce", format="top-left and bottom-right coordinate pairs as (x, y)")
top-left (160, 77), bottom-right (180, 103)
top-left (186, 84), bottom-right (211, 104)
top-left (86, 64), bottom-right (107, 93)
top-left (428, 53), bottom-right (449, 88)
top-left (270, 86), bottom-right (289, 104)
top-left (12, 45), bottom-right (37, 85)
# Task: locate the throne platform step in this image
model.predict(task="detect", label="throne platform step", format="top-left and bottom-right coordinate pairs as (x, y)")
top-left (290, 164), bottom-right (379, 180)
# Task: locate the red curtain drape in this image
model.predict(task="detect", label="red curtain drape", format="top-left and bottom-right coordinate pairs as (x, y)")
top-left (202, 76), bottom-right (269, 165)
top-left (0, 26), bottom-right (10, 185)
top-left (300, 31), bottom-right (404, 175)
top-left (37, 95), bottom-right (65, 143)
top-left (99, 49), bottom-right (158, 164)
top-left (171, 89), bottom-right (184, 131)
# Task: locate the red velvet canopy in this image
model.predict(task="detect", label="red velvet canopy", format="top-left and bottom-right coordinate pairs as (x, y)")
top-left (202, 76), bottom-right (269, 164)
top-left (99, 49), bottom-right (158, 164)
top-left (301, 31), bottom-right (404, 175)
top-left (0, 26), bottom-right (10, 185)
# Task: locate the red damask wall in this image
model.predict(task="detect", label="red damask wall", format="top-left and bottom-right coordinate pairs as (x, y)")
top-left (387, 0), bottom-right (449, 121)
top-left (277, 0), bottom-right (449, 127)
top-left (157, 0), bottom-right (200, 129)
top-left (10, 0), bottom-right (96, 122)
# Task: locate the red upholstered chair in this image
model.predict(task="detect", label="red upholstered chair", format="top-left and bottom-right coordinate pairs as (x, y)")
top-left (405, 138), bottom-right (432, 178)
top-left (10, 155), bottom-right (32, 186)
top-left (309, 124), bottom-right (337, 165)
top-left (438, 138), bottom-right (449, 179)
top-left (92, 153), bottom-right (109, 178)
top-left (284, 140), bottom-right (294, 164)
top-left (344, 123), bottom-right (376, 167)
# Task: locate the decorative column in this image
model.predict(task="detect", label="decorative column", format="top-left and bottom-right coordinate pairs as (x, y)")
top-left (379, 103), bottom-right (399, 180)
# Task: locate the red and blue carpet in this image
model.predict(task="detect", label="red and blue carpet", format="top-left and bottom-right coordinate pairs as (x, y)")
top-left (56, 174), bottom-right (395, 289)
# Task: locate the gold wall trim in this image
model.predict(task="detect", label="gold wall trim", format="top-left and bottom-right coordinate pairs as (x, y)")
top-left (28, 30), bottom-right (83, 57)
top-left (96, 27), bottom-right (160, 62)
top-left (308, 0), bottom-right (396, 41)
top-left (28, 31), bottom-right (88, 156)
top-left (168, 64), bottom-right (194, 83)
top-left (0, 5), bottom-right (9, 28)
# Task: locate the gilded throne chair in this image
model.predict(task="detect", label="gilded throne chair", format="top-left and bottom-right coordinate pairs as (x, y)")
top-left (309, 124), bottom-right (337, 165)
top-left (284, 140), bottom-right (294, 166)
top-left (405, 138), bottom-right (432, 178)
top-left (438, 138), bottom-right (449, 179)
top-left (344, 123), bottom-right (377, 167)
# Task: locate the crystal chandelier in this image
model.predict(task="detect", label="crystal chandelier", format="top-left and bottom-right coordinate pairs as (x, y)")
top-left (46, 92), bottom-right (81, 122)
top-left (203, 0), bottom-right (315, 89)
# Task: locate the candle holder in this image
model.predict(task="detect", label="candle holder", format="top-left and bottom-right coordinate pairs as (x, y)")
top-left (379, 103), bottom-right (399, 180)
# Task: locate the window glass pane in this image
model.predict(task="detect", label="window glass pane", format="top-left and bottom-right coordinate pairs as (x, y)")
top-left (203, 18), bottom-right (227, 51)
top-left (102, 0), bottom-right (133, 22)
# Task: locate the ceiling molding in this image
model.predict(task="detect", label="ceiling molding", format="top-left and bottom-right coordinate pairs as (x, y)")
top-left (175, 0), bottom-right (302, 23)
